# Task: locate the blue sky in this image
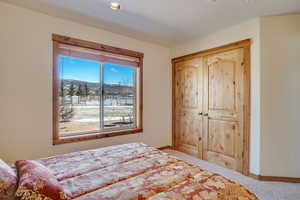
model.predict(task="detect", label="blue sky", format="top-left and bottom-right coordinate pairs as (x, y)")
top-left (59, 56), bottom-right (134, 85)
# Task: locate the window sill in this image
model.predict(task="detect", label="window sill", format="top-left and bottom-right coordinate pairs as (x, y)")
top-left (53, 128), bottom-right (142, 145)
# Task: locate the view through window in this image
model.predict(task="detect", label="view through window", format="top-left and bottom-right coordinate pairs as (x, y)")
top-left (53, 34), bottom-right (143, 144)
top-left (59, 56), bottom-right (137, 137)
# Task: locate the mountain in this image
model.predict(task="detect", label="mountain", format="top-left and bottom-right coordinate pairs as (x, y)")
top-left (61, 79), bottom-right (134, 95)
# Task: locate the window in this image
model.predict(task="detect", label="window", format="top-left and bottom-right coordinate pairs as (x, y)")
top-left (52, 34), bottom-right (143, 144)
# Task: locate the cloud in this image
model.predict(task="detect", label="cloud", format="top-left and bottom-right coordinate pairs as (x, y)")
top-left (110, 67), bottom-right (118, 73)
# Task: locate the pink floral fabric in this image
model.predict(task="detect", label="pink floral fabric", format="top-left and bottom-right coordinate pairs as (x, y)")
top-left (16, 143), bottom-right (258, 200)
top-left (15, 160), bottom-right (69, 200)
top-left (0, 159), bottom-right (17, 200)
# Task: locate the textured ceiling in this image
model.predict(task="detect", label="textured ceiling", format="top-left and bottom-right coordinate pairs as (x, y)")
top-left (1, 0), bottom-right (300, 46)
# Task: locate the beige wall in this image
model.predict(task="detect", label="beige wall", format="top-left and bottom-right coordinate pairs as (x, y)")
top-left (171, 18), bottom-right (262, 175)
top-left (260, 15), bottom-right (300, 177)
top-left (0, 2), bottom-right (172, 163)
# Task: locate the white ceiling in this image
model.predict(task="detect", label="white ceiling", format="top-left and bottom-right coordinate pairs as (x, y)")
top-left (2, 0), bottom-right (300, 46)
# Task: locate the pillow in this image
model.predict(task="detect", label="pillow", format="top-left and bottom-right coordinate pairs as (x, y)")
top-left (15, 160), bottom-right (69, 200)
top-left (0, 159), bottom-right (17, 200)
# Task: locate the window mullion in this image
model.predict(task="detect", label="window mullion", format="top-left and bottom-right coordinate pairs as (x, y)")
top-left (99, 63), bottom-right (104, 131)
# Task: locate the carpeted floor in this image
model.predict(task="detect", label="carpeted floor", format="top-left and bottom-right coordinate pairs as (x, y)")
top-left (164, 149), bottom-right (300, 200)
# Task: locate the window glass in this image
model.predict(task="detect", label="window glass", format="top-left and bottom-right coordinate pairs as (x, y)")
top-left (59, 56), bottom-right (100, 136)
top-left (103, 63), bottom-right (136, 129)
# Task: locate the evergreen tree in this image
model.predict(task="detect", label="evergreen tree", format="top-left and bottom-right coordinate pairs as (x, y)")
top-left (68, 82), bottom-right (76, 96)
top-left (68, 82), bottom-right (76, 104)
top-left (60, 80), bottom-right (65, 105)
top-left (76, 84), bottom-right (84, 104)
top-left (84, 83), bottom-right (90, 97)
top-left (60, 80), bottom-right (65, 97)
top-left (76, 84), bottom-right (84, 96)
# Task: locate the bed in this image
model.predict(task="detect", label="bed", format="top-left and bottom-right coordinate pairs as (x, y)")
top-left (0, 143), bottom-right (258, 200)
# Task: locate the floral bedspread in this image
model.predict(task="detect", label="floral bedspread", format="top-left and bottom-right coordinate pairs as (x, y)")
top-left (35, 143), bottom-right (258, 200)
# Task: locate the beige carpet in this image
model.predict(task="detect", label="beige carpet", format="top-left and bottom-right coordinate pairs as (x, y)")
top-left (164, 149), bottom-right (300, 200)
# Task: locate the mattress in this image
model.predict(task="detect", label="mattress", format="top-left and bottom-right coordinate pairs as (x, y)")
top-left (22, 143), bottom-right (258, 199)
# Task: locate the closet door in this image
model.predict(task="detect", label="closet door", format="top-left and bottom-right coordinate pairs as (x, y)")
top-left (203, 48), bottom-right (245, 172)
top-left (174, 58), bottom-right (203, 157)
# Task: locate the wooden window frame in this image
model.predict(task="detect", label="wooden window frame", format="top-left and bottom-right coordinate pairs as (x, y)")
top-left (52, 34), bottom-right (144, 145)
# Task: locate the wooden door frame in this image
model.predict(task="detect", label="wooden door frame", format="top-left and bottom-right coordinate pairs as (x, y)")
top-left (171, 39), bottom-right (251, 175)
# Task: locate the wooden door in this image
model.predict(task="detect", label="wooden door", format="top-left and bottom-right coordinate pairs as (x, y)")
top-left (174, 58), bottom-right (203, 157)
top-left (203, 48), bottom-right (245, 172)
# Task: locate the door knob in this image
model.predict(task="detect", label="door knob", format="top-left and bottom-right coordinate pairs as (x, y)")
top-left (203, 113), bottom-right (208, 116)
top-left (198, 112), bottom-right (203, 116)
top-left (198, 137), bottom-right (202, 141)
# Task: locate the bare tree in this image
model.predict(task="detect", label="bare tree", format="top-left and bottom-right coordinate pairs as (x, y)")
top-left (59, 104), bottom-right (74, 122)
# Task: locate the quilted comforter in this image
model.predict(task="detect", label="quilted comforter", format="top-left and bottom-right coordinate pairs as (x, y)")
top-left (20, 143), bottom-right (258, 200)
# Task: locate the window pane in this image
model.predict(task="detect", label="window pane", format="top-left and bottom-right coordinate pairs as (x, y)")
top-left (59, 56), bottom-right (100, 136)
top-left (103, 63), bottom-right (136, 129)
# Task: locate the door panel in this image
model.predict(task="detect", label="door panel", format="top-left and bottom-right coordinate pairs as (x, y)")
top-left (208, 119), bottom-right (237, 158)
top-left (175, 65), bottom-right (199, 109)
top-left (175, 111), bottom-right (201, 156)
top-left (206, 151), bottom-right (237, 170)
top-left (203, 48), bottom-right (244, 172)
top-left (174, 58), bottom-right (203, 158)
top-left (181, 68), bottom-right (198, 108)
top-left (208, 60), bottom-right (236, 111)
